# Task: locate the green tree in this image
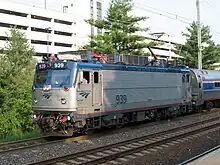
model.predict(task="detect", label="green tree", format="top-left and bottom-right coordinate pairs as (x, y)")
top-left (174, 21), bottom-right (220, 69)
top-left (83, 0), bottom-right (158, 55)
top-left (0, 27), bottom-right (37, 137)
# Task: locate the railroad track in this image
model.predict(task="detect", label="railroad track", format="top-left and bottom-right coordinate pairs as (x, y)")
top-left (27, 116), bottom-right (220, 165)
top-left (0, 136), bottom-right (54, 154)
top-left (0, 135), bottom-right (89, 154)
top-left (1, 109), bottom-right (218, 155)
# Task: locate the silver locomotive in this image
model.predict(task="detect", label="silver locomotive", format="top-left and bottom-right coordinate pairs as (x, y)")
top-left (32, 51), bottom-right (220, 136)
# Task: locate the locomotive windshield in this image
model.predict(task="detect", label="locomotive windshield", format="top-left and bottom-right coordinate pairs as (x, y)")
top-left (35, 70), bottom-right (48, 85)
top-left (34, 62), bottom-right (73, 88)
top-left (51, 69), bottom-right (70, 86)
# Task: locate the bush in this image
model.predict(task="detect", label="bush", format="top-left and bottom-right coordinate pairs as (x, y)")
top-left (0, 27), bottom-right (40, 139)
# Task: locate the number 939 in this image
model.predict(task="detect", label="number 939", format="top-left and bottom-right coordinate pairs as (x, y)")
top-left (116, 94), bottom-right (127, 104)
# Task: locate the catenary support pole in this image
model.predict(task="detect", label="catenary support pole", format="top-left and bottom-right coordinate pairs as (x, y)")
top-left (45, 0), bottom-right (47, 9)
top-left (196, 0), bottom-right (202, 69)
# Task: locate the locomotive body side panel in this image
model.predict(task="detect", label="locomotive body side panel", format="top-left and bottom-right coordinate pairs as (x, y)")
top-left (101, 70), bottom-right (189, 113)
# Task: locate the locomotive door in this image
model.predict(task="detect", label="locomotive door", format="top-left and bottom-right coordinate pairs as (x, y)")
top-left (77, 70), bottom-right (93, 109)
top-left (92, 70), bottom-right (102, 108)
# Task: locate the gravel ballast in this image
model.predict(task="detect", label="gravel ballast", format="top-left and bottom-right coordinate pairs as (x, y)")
top-left (1, 111), bottom-right (220, 165)
top-left (122, 126), bottom-right (220, 165)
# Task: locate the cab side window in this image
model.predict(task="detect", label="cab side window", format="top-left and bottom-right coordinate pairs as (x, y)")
top-left (94, 72), bottom-right (99, 83)
top-left (83, 71), bottom-right (90, 84)
top-left (215, 82), bottom-right (220, 87)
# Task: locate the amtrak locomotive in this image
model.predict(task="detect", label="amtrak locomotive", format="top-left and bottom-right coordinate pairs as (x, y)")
top-left (32, 51), bottom-right (220, 136)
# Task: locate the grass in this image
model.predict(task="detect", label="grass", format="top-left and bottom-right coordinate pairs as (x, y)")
top-left (0, 129), bottom-right (42, 143)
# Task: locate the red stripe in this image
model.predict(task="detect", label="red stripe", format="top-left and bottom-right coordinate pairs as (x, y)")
top-left (204, 97), bottom-right (220, 101)
top-left (80, 102), bottom-right (183, 115)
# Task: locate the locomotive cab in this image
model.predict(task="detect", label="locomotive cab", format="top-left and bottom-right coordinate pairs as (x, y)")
top-left (33, 61), bottom-right (77, 112)
top-left (32, 61), bottom-right (78, 136)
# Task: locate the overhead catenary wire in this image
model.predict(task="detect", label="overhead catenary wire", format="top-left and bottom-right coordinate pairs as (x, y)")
top-left (133, 3), bottom-right (220, 36)
top-left (133, 1), bottom-right (217, 64)
top-left (202, 0), bottom-right (214, 8)
top-left (0, 0), bottom-right (214, 70)
top-left (134, 2), bottom-right (194, 24)
top-left (5, 0), bottom-right (220, 37)
top-left (4, 0), bottom-right (219, 49)
top-left (196, 0), bottom-right (202, 69)
top-left (69, 4), bottom-right (220, 45)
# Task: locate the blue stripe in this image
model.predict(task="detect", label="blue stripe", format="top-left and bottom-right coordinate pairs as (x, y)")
top-left (202, 82), bottom-right (220, 90)
top-left (77, 62), bottom-right (189, 73)
top-left (203, 82), bottom-right (215, 90)
top-left (204, 89), bottom-right (220, 92)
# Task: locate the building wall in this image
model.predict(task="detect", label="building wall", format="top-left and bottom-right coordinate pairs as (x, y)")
top-left (0, 1), bottom-right (78, 57)
top-left (130, 6), bottom-right (185, 60)
top-left (145, 34), bottom-right (185, 60)
top-left (65, 0), bottom-right (104, 48)
top-left (0, 0), bottom-right (182, 61)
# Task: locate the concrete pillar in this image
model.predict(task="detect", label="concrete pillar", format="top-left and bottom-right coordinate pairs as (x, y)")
top-left (27, 14), bottom-right (31, 44)
top-left (51, 18), bottom-right (54, 55)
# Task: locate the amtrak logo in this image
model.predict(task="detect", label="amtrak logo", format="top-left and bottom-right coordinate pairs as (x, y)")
top-left (43, 93), bottom-right (51, 99)
top-left (77, 91), bottom-right (90, 101)
top-left (79, 91), bottom-right (90, 98)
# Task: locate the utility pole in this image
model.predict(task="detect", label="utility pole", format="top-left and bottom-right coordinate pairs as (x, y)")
top-left (168, 34), bottom-right (171, 60)
top-left (47, 29), bottom-right (49, 57)
top-left (44, 0), bottom-right (47, 9)
top-left (196, 0), bottom-right (202, 69)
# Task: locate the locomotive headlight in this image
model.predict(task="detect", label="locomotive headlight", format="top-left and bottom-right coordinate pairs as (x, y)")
top-left (31, 114), bottom-right (37, 119)
top-left (61, 98), bottom-right (66, 104)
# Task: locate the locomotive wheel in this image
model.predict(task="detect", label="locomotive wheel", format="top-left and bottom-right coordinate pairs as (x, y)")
top-left (196, 106), bottom-right (202, 113)
top-left (116, 117), bottom-right (125, 128)
top-left (148, 110), bottom-right (157, 121)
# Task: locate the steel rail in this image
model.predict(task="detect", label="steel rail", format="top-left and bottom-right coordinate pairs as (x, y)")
top-left (0, 135), bottom-right (59, 154)
top-left (28, 116), bottom-right (220, 165)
